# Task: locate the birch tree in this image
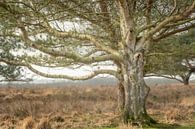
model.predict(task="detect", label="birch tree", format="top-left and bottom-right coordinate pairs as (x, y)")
top-left (1, 0), bottom-right (195, 125)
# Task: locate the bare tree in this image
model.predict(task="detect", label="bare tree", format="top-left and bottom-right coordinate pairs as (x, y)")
top-left (1, 0), bottom-right (195, 124)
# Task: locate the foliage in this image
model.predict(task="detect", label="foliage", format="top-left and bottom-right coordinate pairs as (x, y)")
top-left (146, 29), bottom-right (195, 83)
top-left (0, 37), bottom-right (22, 81)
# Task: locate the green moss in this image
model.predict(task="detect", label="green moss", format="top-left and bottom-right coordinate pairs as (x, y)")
top-left (83, 123), bottom-right (195, 129)
top-left (121, 112), bottom-right (156, 126)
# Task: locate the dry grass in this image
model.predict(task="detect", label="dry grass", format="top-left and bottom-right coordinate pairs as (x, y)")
top-left (36, 118), bottom-right (51, 129)
top-left (147, 84), bottom-right (195, 125)
top-left (20, 116), bottom-right (36, 129)
top-left (0, 84), bottom-right (194, 128)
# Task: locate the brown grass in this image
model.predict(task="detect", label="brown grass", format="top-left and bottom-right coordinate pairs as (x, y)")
top-left (0, 84), bottom-right (194, 128)
top-left (20, 116), bottom-right (36, 129)
top-left (36, 118), bottom-right (51, 129)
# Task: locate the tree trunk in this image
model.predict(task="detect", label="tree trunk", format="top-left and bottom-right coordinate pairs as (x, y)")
top-left (116, 0), bottom-right (155, 125)
top-left (120, 50), bottom-right (155, 125)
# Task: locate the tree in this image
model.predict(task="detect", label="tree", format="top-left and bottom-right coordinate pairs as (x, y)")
top-left (1, 0), bottom-right (195, 125)
top-left (146, 29), bottom-right (195, 85)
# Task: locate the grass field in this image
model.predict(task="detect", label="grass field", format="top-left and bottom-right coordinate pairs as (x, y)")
top-left (0, 84), bottom-right (194, 129)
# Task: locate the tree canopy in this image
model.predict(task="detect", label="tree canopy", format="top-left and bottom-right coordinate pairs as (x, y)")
top-left (0, 0), bottom-right (194, 79)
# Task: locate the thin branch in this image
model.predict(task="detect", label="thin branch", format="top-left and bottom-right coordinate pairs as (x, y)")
top-left (137, 22), bottom-right (157, 34)
top-left (145, 0), bottom-right (153, 25)
top-left (146, 52), bottom-right (173, 57)
top-left (169, 0), bottom-right (177, 16)
top-left (145, 74), bottom-right (183, 83)
top-left (0, 78), bottom-right (33, 82)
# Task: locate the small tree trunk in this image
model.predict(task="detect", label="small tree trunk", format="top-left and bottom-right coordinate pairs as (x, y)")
top-left (118, 80), bottom-right (125, 111)
top-left (183, 71), bottom-right (192, 85)
top-left (183, 70), bottom-right (192, 85)
top-left (183, 78), bottom-right (189, 85)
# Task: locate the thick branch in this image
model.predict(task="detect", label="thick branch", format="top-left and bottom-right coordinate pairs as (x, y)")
top-left (0, 58), bottom-right (118, 80)
top-left (165, 17), bottom-right (195, 28)
top-left (153, 23), bottom-right (195, 41)
top-left (27, 65), bottom-right (118, 80)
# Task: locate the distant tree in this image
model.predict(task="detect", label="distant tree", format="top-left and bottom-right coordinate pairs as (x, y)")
top-left (1, 0), bottom-right (195, 125)
top-left (146, 29), bottom-right (195, 85)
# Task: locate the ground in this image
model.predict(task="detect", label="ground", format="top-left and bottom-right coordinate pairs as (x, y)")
top-left (0, 84), bottom-right (194, 129)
